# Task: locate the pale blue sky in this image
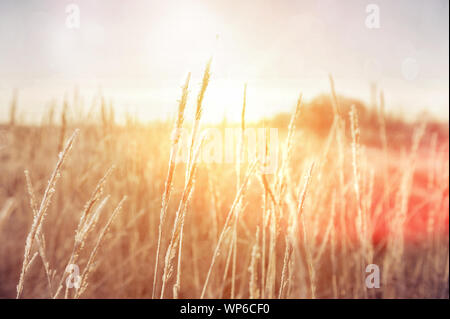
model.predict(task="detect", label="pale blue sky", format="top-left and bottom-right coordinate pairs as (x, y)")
top-left (0, 0), bottom-right (448, 123)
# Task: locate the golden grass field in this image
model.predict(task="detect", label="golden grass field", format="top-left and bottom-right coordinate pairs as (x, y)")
top-left (0, 64), bottom-right (448, 299)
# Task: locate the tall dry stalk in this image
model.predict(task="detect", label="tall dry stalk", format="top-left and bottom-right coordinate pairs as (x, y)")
top-left (349, 108), bottom-right (363, 240)
top-left (349, 105), bottom-right (372, 298)
top-left (328, 75), bottom-right (340, 118)
top-left (200, 160), bottom-right (257, 298)
top-left (53, 166), bottom-right (115, 298)
top-left (249, 227), bottom-right (260, 299)
top-left (382, 122), bottom-right (426, 298)
top-left (278, 235), bottom-right (293, 299)
top-left (74, 196), bottom-right (127, 298)
top-left (24, 170), bottom-right (53, 297)
top-left (161, 138), bottom-right (204, 298)
top-left (329, 191), bottom-right (338, 298)
top-left (17, 129), bottom-right (79, 298)
top-left (9, 89), bottom-right (18, 127)
top-left (296, 162), bottom-right (315, 298)
top-left (0, 198), bottom-right (15, 232)
top-left (229, 83), bottom-right (247, 298)
top-left (58, 97), bottom-right (68, 154)
top-left (186, 59), bottom-right (211, 176)
top-left (168, 60), bottom-right (211, 298)
top-left (152, 73), bottom-right (191, 298)
top-left (274, 94), bottom-right (303, 210)
top-left (378, 91), bottom-right (390, 200)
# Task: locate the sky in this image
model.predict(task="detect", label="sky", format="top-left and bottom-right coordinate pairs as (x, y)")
top-left (0, 0), bottom-right (448, 123)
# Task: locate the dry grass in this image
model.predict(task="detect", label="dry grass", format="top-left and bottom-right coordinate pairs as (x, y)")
top-left (0, 65), bottom-right (448, 299)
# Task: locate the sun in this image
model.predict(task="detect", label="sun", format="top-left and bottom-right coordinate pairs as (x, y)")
top-left (201, 79), bottom-right (249, 124)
